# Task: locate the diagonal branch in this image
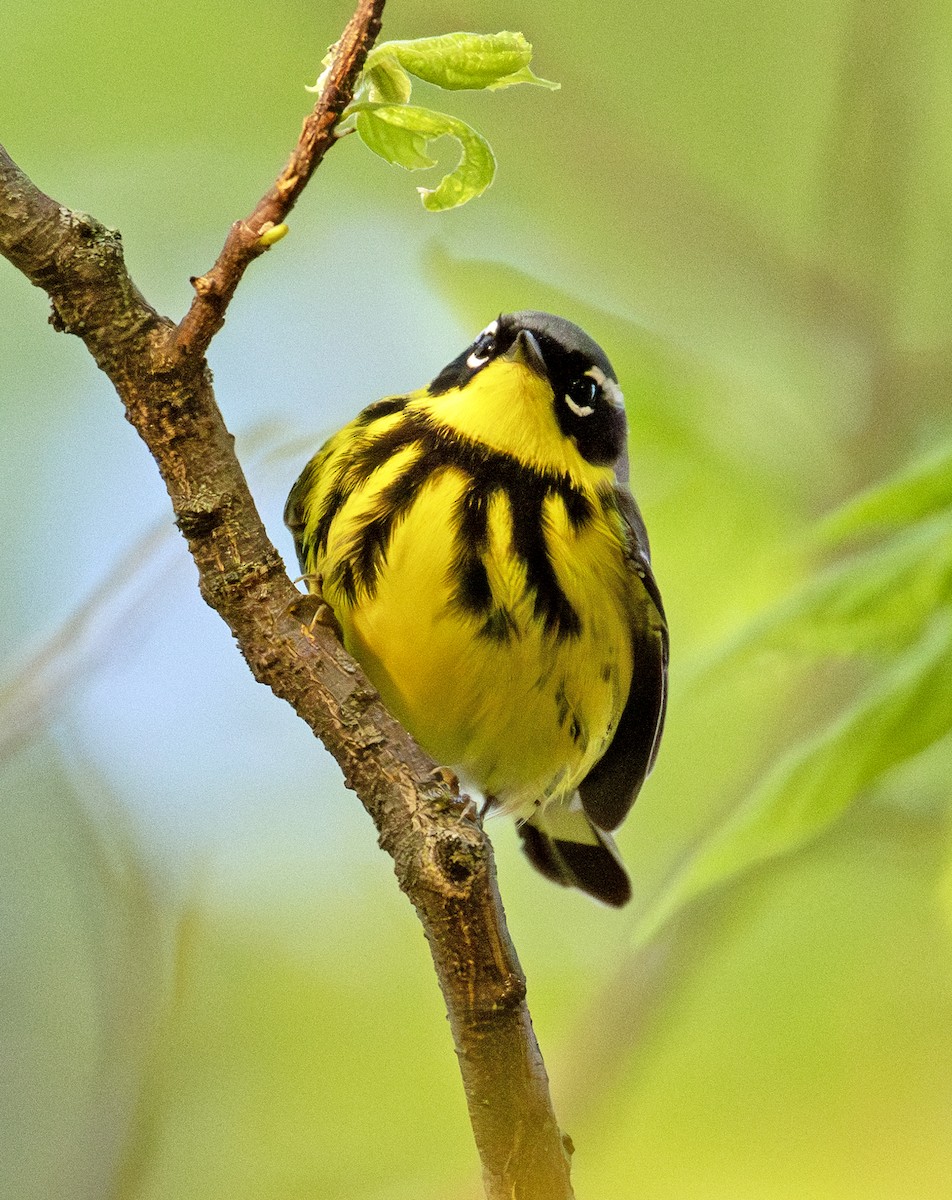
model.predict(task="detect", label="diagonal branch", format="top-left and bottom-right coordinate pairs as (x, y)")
top-left (0, 5), bottom-right (574, 1198)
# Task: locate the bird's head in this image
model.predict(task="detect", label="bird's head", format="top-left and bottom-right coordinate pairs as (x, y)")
top-left (425, 311), bottom-right (628, 472)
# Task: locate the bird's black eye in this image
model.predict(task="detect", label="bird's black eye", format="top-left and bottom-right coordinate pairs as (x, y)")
top-left (466, 330), bottom-right (497, 369)
top-left (564, 375), bottom-right (598, 418)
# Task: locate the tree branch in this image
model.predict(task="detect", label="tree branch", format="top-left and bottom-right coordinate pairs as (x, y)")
top-left (0, 5), bottom-right (574, 1197)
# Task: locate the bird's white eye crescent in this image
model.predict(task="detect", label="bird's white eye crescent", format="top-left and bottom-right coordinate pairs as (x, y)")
top-left (565, 373), bottom-right (598, 418)
top-left (586, 365), bottom-right (624, 408)
top-left (565, 394), bottom-right (595, 417)
top-left (466, 319), bottom-right (499, 370)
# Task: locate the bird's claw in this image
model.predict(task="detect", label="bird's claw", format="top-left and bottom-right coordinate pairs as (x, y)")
top-left (287, 574), bottom-right (343, 639)
top-left (429, 765), bottom-right (460, 796)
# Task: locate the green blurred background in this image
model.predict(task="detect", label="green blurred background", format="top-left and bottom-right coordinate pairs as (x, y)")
top-left (3, 1), bottom-right (952, 1197)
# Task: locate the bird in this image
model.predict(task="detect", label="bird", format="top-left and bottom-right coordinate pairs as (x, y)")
top-left (285, 311), bottom-right (668, 905)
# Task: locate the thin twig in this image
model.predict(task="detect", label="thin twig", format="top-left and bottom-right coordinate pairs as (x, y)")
top-left (0, 520), bottom-right (176, 764)
top-left (0, 4), bottom-right (575, 1196)
top-left (174, 0), bottom-right (386, 362)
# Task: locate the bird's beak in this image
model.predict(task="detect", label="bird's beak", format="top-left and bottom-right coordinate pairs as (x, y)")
top-left (502, 329), bottom-right (548, 378)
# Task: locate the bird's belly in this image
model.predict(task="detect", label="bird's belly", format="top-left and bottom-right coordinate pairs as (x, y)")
top-left (325, 470), bottom-right (633, 816)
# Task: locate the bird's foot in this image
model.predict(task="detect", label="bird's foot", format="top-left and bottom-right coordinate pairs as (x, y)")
top-left (287, 573), bottom-right (342, 639)
top-left (429, 765), bottom-right (460, 796)
top-left (479, 794), bottom-right (497, 822)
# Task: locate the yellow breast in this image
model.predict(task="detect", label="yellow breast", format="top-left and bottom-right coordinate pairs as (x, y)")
top-left (304, 399), bottom-right (636, 817)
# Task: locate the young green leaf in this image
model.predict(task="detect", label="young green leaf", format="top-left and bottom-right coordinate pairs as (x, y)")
top-left (355, 109), bottom-right (436, 170)
top-left (333, 31), bottom-right (557, 211)
top-left (633, 614), bottom-right (952, 948)
top-left (353, 104), bottom-right (495, 210)
top-left (363, 54), bottom-right (413, 105)
top-left (484, 64), bottom-right (560, 91)
top-left (365, 32), bottom-right (559, 93)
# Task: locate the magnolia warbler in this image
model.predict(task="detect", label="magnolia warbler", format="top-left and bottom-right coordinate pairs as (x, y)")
top-left (285, 311), bottom-right (668, 905)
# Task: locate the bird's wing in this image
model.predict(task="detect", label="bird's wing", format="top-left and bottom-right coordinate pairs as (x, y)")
top-left (283, 462), bottom-right (313, 575)
top-left (577, 485), bottom-right (668, 832)
top-left (283, 426), bottom-right (349, 576)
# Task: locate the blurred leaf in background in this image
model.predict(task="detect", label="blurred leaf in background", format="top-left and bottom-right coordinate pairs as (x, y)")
top-left (2, 1), bottom-right (952, 1199)
top-left (632, 446), bottom-right (952, 950)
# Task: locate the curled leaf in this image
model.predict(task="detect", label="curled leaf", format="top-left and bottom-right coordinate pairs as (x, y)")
top-left (355, 109), bottom-right (436, 170)
top-left (354, 104), bottom-right (495, 210)
top-left (334, 30), bottom-right (557, 211)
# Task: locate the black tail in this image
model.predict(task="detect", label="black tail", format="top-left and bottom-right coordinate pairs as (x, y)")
top-left (516, 806), bottom-right (631, 907)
